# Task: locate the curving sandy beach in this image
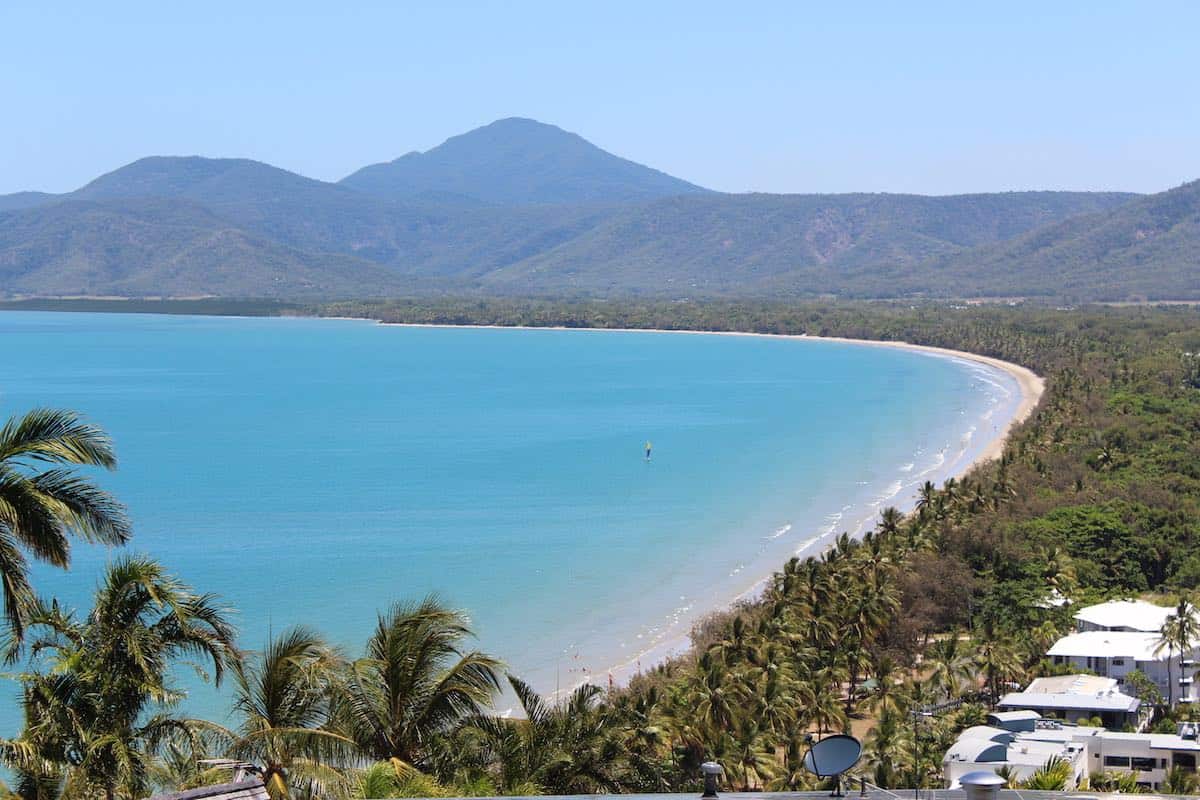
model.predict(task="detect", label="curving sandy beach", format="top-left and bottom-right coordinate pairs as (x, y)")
top-left (372, 320), bottom-right (1046, 697)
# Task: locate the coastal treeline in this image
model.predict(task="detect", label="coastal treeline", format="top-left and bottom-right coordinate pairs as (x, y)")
top-left (2, 301), bottom-right (1200, 799)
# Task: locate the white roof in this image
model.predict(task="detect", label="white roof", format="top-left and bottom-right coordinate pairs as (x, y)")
top-left (1074, 599), bottom-right (1173, 631)
top-left (989, 710), bottom-right (1040, 721)
top-left (958, 725), bottom-right (1014, 742)
top-left (1097, 730), bottom-right (1200, 752)
top-left (1047, 630), bottom-right (1166, 661)
top-left (1024, 674), bottom-right (1118, 695)
top-left (1001, 674), bottom-right (1141, 711)
top-left (945, 726), bottom-right (1082, 768)
top-left (998, 691), bottom-right (1140, 713)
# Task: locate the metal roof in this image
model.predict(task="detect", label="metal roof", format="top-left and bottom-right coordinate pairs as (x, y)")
top-left (1024, 675), bottom-right (1119, 695)
top-left (148, 781), bottom-right (269, 800)
top-left (1047, 631), bottom-right (1165, 660)
top-left (998, 692), bottom-right (1140, 713)
top-left (1074, 599), bottom-right (1174, 632)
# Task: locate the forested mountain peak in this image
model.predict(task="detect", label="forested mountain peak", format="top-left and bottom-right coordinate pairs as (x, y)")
top-left (339, 117), bottom-right (709, 205)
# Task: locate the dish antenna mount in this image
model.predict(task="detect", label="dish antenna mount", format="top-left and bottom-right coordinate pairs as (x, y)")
top-left (803, 734), bottom-right (862, 797)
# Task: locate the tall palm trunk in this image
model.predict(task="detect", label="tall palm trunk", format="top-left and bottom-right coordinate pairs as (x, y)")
top-left (1167, 646), bottom-right (1175, 706)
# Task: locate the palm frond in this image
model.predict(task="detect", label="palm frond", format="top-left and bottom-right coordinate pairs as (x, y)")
top-left (28, 470), bottom-right (130, 547)
top-left (0, 409), bottom-right (117, 469)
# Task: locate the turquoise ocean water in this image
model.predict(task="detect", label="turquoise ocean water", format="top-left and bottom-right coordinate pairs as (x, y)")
top-left (0, 311), bottom-right (1017, 727)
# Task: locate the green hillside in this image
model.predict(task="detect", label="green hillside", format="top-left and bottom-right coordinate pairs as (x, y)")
top-left (476, 191), bottom-right (1139, 296)
top-left (2, 118), bottom-right (1191, 301)
top-left (0, 198), bottom-right (408, 298)
top-left (907, 179), bottom-right (1200, 300)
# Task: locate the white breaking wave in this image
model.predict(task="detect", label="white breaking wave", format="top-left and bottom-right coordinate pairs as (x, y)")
top-left (869, 479), bottom-right (904, 507)
top-left (793, 536), bottom-right (820, 556)
top-left (766, 523), bottom-right (792, 540)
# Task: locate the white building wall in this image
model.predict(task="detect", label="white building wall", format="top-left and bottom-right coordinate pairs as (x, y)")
top-left (1052, 652), bottom-right (1198, 704)
top-left (1085, 737), bottom-right (1200, 788)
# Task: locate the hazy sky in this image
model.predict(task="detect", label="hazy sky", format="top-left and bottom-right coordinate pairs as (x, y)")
top-left (2, 1), bottom-right (1197, 196)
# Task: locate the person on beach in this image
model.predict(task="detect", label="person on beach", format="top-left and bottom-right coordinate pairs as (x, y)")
top-left (645, 441), bottom-right (652, 461)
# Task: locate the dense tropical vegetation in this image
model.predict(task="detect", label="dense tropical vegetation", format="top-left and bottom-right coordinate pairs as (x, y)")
top-left (2, 300), bottom-right (1200, 798)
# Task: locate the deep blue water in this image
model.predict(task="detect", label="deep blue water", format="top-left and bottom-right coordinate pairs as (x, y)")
top-left (0, 312), bottom-right (1016, 727)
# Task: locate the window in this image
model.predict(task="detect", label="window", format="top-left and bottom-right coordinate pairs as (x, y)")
top-left (1131, 757), bottom-right (1157, 771)
top-left (1105, 756), bottom-right (1131, 768)
top-left (1113, 658), bottom-right (1125, 666)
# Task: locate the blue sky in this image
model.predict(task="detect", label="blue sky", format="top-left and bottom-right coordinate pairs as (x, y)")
top-left (2, 1), bottom-right (1197, 195)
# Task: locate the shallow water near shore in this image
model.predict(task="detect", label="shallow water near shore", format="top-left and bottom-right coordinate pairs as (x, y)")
top-left (0, 311), bottom-right (1018, 725)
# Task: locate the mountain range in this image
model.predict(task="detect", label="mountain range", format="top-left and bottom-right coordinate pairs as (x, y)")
top-left (0, 117), bottom-right (1194, 301)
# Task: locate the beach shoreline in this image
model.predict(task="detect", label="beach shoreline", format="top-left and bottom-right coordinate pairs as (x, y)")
top-left (356, 320), bottom-right (1045, 697)
top-left (0, 307), bottom-right (1047, 708)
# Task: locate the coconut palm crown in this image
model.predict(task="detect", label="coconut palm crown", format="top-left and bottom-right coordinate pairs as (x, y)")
top-left (341, 596), bottom-right (503, 768)
top-left (0, 408), bottom-right (131, 636)
top-left (16, 556), bottom-right (238, 800)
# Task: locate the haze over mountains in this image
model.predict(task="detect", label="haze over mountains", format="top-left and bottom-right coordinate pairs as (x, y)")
top-left (0, 118), bottom-right (1194, 301)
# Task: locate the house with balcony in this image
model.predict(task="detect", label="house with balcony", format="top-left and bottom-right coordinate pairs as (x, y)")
top-left (943, 716), bottom-right (1200, 790)
top-left (1044, 599), bottom-right (1198, 706)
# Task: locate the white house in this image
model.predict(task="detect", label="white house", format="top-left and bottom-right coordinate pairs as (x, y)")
top-left (997, 674), bottom-right (1145, 730)
top-left (943, 716), bottom-right (1094, 788)
top-left (1046, 631), bottom-right (1197, 704)
top-left (1045, 599), bottom-right (1199, 705)
top-left (943, 716), bottom-right (1200, 790)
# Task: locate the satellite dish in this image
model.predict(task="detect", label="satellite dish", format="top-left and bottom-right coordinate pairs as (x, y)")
top-left (803, 734), bottom-right (863, 777)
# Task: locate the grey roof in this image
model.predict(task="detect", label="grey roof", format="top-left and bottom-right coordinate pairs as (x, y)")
top-left (1024, 674), bottom-right (1119, 695)
top-left (998, 692), bottom-right (1140, 713)
top-left (1098, 730), bottom-right (1200, 752)
top-left (148, 781), bottom-right (269, 800)
top-left (989, 710), bottom-right (1041, 721)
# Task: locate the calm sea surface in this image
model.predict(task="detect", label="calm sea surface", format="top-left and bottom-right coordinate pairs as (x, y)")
top-left (0, 312), bottom-right (1017, 726)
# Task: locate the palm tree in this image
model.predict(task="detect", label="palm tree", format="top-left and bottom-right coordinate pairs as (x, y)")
top-left (727, 718), bottom-right (775, 790)
top-left (0, 409), bottom-right (131, 635)
top-left (861, 654), bottom-right (908, 718)
top-left (1040, 546), bottom-right (1077, 599)
top-left (470, 675), bottom-right (624, 795)
top-left (806, 680), bottom-right (847, 735)
top-left (863, 707), bottom-right (912, 789)
top-left (226, 626), bottom-right (354, 800)
top-left (926, 634), bottom-right (974, 699)
top-left (877, 507), bottom-right (903, 537)
top-left (941, 477), bottom-right (961, 511)
top-left (1021, 756), bottom-right (1073, 790)
top-left (691, 653), bottom-right (737, 734)
top-left (16, 556), bottom-right (237, 800)
top-left (915, 481), bottom-right (937, 520)
top-left (974, 620), bottom-right (1024, 706)
top-left (341, 596), bottom-right (502, 769)
top-left (466, 675), bottom-right (555, 794)
top-left (1155, 598), bottom-right (1200, 706)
